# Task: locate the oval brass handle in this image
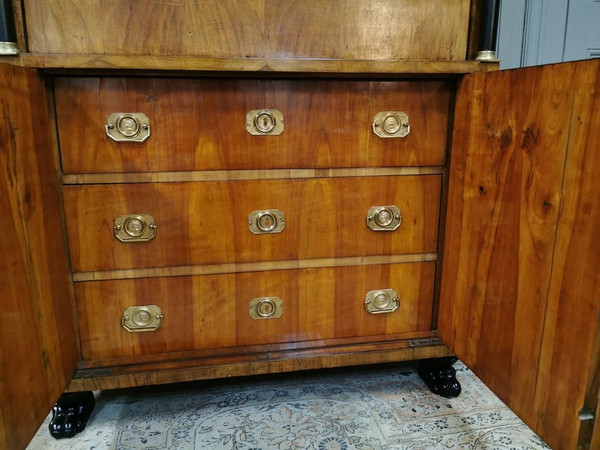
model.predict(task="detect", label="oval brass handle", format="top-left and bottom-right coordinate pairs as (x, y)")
top-left (246, 109), bottom-right (284, 135)
top-left (248, 209), bottom-right (286, 234)
top-left (249, 297), bottom-right (284, 319)
top-left (106, 112), bottom-right (150, 142)
top-left (366, 205), bottom-right (402, 231)
top-left (114, 214), bottom-right (157, 242)
top-left (372, 111), bottom-right (410, 138)
top-left (122, 305), bottom-right (163, 332)
top-left (365, 289), bottom-right (399, 314)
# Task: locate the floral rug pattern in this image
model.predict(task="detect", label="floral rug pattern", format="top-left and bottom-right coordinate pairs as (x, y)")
top-left (28, 362), bottom-right (549, 449)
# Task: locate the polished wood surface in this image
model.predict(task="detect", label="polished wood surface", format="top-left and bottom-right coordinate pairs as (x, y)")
top-left (55, 78), bottom-right (452, 174)
top-left (439, 59), bottom-right (600, 450)
top-left (75, 262), bottom-right (435, 361)
top-left (24, 0), bottom-right (470, 61)
top-left (0, 64), bottom-right (76, 450)
top-left (63, 175), bottom-right (441, 272)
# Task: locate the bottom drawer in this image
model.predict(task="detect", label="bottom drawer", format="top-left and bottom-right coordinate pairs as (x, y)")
top-left (75, 262), bottom-right (435, 361)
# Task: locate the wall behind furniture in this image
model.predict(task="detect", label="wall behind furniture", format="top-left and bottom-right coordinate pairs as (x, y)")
top-left (497, 0), bottom-right (600, 69)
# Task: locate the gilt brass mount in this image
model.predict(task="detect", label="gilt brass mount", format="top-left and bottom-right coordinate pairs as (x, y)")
top-left (106, 113), bottom-right (150, 142)
top-left (248, 209), bottom-right (285, 234)
top-left (246, 109), bottom-right (284, 135)
top-left (114, 214), bottom-right (157, 242)
top-left (365, 289), bottom-right (399, 314)
top-left (122, 305), bottom-right (163, 332)
top-left (249, 297), bottom-right (284, 319)
top-left (366, 205), bottom-right (402, 231)
top-left (372, 112), bottom-right (410, 138)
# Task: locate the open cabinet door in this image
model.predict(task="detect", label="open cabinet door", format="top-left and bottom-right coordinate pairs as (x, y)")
top-left (0, 63), bottom-right (77, 449)
top-left (439, 59), bottom-right (600, 449)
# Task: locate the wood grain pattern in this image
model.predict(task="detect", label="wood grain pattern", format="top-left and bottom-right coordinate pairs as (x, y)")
top-left (54, 77), bottom-right (452, 174)
top-left (531, 60), bottom-right (600, 450)
top-left (63, 175), bottom-right (441, 272)
top-left (74, 262), bottom-right (435, 361)
top-left (24, 0), bottom-right (470, 61)
top-left (439, 59), bottom-right (600, 449)
top-left (0, 64), bottom-right (76, 450)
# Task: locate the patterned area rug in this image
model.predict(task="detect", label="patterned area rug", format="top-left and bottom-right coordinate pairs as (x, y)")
top-left (28, 361), bottom-right (549, 449)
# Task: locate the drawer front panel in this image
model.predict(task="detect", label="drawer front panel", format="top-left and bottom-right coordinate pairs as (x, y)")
top-left (64, 176), bottom-right (441, 272)
top-left (55, 78), bottom-right (452, 173)
top-left (75, 262), bottom-right (436, 361)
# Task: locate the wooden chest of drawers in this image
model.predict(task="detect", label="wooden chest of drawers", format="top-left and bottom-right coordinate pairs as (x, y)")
top-left (2, 1), bottom-right (599, 449)
top-left (56, 77), bottom-right (445, 367)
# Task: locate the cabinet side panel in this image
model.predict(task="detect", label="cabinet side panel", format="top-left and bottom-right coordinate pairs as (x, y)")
top-left (0, 64), bottom-right (76, 449)
top-left (439, 62), bottom-right (582, 444)
top-left (533, 60), bottom-right (600, 450)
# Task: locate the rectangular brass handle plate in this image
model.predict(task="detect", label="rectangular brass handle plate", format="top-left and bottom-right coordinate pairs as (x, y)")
top-left (106, 112), bottom-right (150, 142)
top-left (372, 112), bottom-right (409, 138)
top-left (366, 205), bottom-right (402, 231)
top-left (122, 305), bottom-right (163, 332)
top-left (365, 289), bottom-right (399, 314)
top-left (114, 214), bottom-right (157, 242)
top-left (248, 209), bottom-right (285, 234)
top-left (246, 109), bottom-right (284, 135)
top-left (249, 297), bottom-right (283, 319)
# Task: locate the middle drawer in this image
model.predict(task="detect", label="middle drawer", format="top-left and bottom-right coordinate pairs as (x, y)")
top-left (64, 175), bottom-right (441, 273)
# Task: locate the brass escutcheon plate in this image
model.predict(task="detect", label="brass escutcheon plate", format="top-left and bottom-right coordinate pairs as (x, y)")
top-left (122, 305), bottom-right (163, 332)
top-left (248, 209), bottom-right (285, 234)
top-left (372, 112), bottom-right (410, 138)
top-left (249, 297), bottom-right (284, 319)
top-left (114, 214), bottom-right (157, 242)
top-left (364, 289), bottom-right (399, 314)
top-left (366, 205), bottom-right (402, 231)
top-left (246, 109), bottom-right (284, 135)
top-left (106, 112), bottom-right (150, 142)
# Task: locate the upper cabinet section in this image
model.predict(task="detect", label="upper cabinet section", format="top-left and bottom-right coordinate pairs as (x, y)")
top-left (23, 0), bottom-right (471, 61)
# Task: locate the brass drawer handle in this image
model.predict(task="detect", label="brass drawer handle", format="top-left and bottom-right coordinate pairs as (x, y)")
top-left (365, 289), bottom-right (399, 314)
top-left (114, 214), bottom-right (157, 243)
top-left (122, 305), bottom-right (163, 332)
top-left (248, 209), bottom-right (285, 234)
top-left (246, 109), bottom-right (284, 135)
top-left (372, 112), bottom-right (410, 138)
top-left (106, 112), bottom-right (150, 142)
top-left (249, 297), bottom-right (284, 319)
top-left (366, 205), bottom-right (402, 231)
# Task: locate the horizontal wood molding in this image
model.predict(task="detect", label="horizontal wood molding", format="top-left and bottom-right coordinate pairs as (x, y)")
top-left (9, 54), bottom-right (488, 74)
top-left (72, 253), bottom-right (438, 282)
top-left (67, 339), bottom-right (451, 392)
top-left (62, 167), bottom-right (445, 185)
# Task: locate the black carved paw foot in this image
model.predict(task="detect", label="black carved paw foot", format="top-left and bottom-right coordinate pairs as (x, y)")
top-left (418, 356), bottom-right (461, 398)
top-left (49, 391), bottom-right (95, 439)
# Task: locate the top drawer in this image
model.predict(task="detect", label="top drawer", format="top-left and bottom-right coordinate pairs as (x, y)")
top-left (25, 0), bottom-right (470, 61)
top-left (55, 78), bottom-right (452, 173)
